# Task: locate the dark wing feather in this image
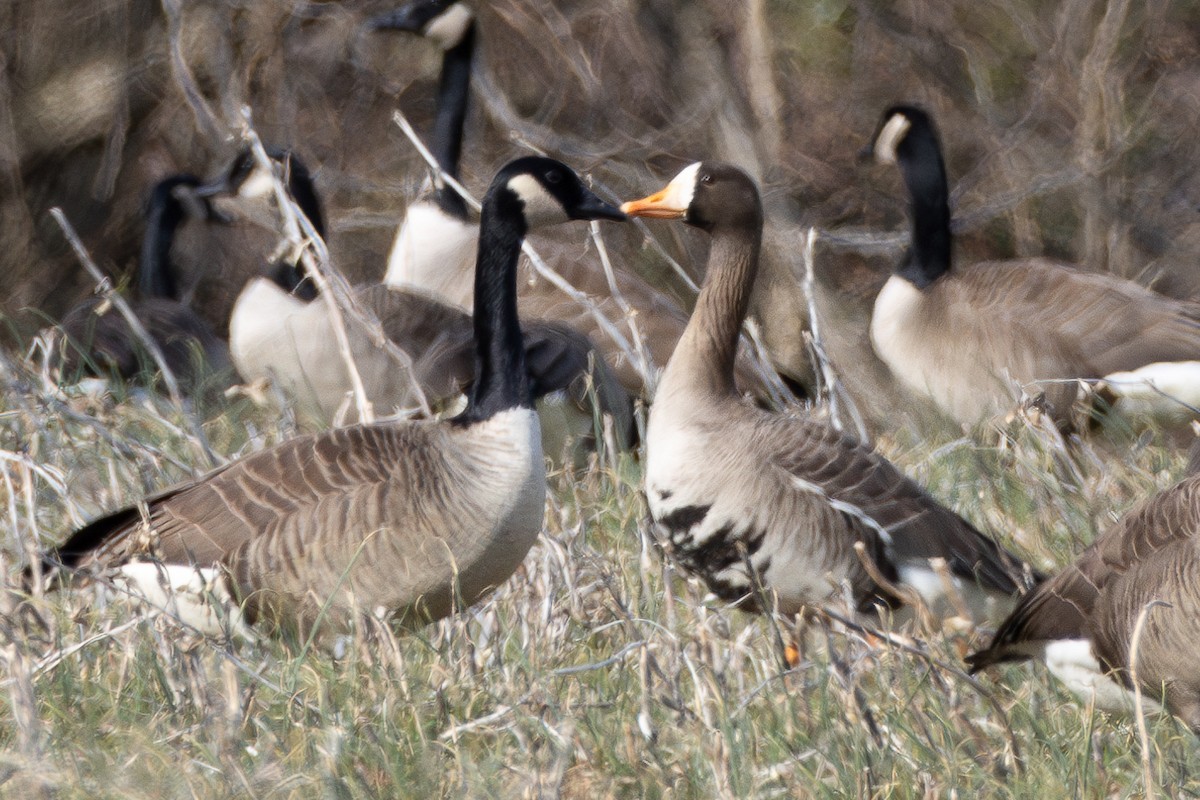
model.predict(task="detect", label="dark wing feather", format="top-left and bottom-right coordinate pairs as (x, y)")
top-left (967, 474), bottom-right (1200, 672)
top-left (773, 416), bottom-right (1040, 596)
top-left (43, 425), bottom-right (409, 578)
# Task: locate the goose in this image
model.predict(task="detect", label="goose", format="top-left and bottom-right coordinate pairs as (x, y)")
top-left (57, 174), bottom-right (233, 394)
top-left (141, 148), bottom-right (329, 341)
top-left (371, 0), bottom-right (770, 402)
top-left (866, 104), bottom-right (1200, 430)
top-left (373, 0), bottom-right (478, 308)
top-left (36, 157), bottom-right (626, 638)
top-left (623, 162), bottom-right (1039, 622)
top-left (967, 468), bottom-right (1200, 732)
top-left (222, 149), bottom-right (634, 455)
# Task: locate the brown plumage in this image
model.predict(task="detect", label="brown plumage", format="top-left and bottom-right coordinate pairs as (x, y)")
top-left (968, 473), bottom-right (1200, 732)
top-left (52, 418), bottom-right (545, 634)
top-left (874, 256), bottom-right (1200, 425)
top-left (56, 174), bottom-right (233, 395)
top-left (59, 297), bottom-right (232, 393)
top-left (868, 105), bottom-right (1200, 429)
top-left (626, 162), bottom-right (1038, 620)
top-left (38, 157), bottom-right (627, 638)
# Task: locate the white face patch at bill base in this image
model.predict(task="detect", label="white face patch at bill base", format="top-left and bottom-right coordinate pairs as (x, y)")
top-left (425, 3), bottom-right (473, 49)
top-left (237, 163), bottom-right (278, 200)
top-left (874, 113), bottom-right (912, 165)
top-left (506, 174), bottom-right (569, 228)
top-left (661, 162), bottom-right (702, 214)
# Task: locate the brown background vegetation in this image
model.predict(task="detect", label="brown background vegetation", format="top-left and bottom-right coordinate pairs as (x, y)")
top-left (3, 0), bottom-right (1199, 426)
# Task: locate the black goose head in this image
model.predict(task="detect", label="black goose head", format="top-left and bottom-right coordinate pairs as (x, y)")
top-left (621, 161), bottom-right (761, 234)
top-left (199, 148), bottom-right (327, 239)
top-left (868, 105), bottom-right (953, 286)
top-left (869, 105), bottom-right (942, 170)
top-left (455, 157), bottom-right (623, 423)
top-left (370, 0), bottom-right (474, 49)
top-left (483, 156), bottom-right (626, 234)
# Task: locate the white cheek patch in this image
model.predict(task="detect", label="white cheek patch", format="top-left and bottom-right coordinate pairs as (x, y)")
top-left (874, 113), bottom-right (911, 164)
top-left (507, 174), bottom-right (569, 228)
top-left (238, 164), bottom-right (278, 200)
top-left (426, 3), bottom-right (473, 49)
top-left (663, 162), bottom-right (701, 212)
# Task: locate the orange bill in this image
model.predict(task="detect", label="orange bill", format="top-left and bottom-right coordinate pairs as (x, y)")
top-left (620, 185), bottom-right (687, 219)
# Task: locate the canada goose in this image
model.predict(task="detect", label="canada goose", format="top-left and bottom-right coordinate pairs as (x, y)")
top-left (623, 162), bottom-right (1039, 621)
top-left (165, 147), bottom-right (328, 339)
top-left (37, 157), bottom-right (626, 638)
top-left (222, 148), bottom-right (634, 455)
top-left (374, 0), bottom-right (478, 308)
top-left (967, 468), bottom-right (1200, 732)
top-left (867, 104), bottom-right (1200, 430)
top-left (57, 174), bottom-right (233, 394)
top-left (371, 1), bottom-right (770, 401)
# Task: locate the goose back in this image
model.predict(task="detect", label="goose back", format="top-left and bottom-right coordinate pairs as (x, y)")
top-left (869, 105), bottom-right (1200, 429)
top-left (56, 414), bottom-right (544, 632)
top-left (873, 257), bottom-right (1200, 424)
top-left (968, 475), bottom-right (1200, 730)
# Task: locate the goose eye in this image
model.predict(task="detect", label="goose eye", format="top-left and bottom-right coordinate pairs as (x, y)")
top-left (545, 170), bottom-right (563, 185)
top-left (699, 173), bottom-right (713, 185)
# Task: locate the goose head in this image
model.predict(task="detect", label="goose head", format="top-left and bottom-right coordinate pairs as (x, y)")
top-left (620, 161), bottom-right (761, 233)
top-left (868, 105), bottom-right (933, 165)
top-left (371, 0), bottom-right (474, 50)
top-left (486, 156), bottom-right (626, 232)
top-left (199, 148), bottom-right (327, 238)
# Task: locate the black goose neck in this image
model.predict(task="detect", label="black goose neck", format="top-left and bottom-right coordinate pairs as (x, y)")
top-left (138, 176), bottom-right (201, 300)
top-left (267, 260), bottom-right (318, 303)
top-left (431, 20), bottom-right (474, 221)
top-left (454, 187), bottom-right (530, 424)
top-left (282, 158), bottom-right (327, 239)
top-left (897, 122), bottom-right (952, 288)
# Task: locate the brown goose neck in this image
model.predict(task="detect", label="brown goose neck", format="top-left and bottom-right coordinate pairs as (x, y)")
top-left (678, 223), bottom-right (761, 395)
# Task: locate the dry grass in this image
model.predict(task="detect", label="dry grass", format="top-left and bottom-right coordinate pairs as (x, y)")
top-left (2, 353), bottom-right (1200, 799)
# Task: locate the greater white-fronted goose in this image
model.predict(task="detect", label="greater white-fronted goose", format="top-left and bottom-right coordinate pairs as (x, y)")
top-left (38, 157), bottom-right (626, 638)
top-left (867, 105), bottom-right (1200, 430)
top-left (222, 149), bottom-right (634, 455)
top-left (623, 162), bottom-right (1039, 621)
top-left (57, 174), bottom-right (233, 394)
top-left (371, 0), bottom-right (770, 402)
top-left (968, 469), bottom-right (1200, 732)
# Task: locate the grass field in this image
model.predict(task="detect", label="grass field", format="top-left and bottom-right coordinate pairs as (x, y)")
top-left (1, 352), bottom-right (1198, 799)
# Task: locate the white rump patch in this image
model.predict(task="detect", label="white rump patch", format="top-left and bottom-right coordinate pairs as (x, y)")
top-left (507, 174), bottom-right (569, 228)
top-left (874, 113), bottom-right (912, 164)
top-left (894, 563), bottom-right (1010, 622)
top-left (661, 162), bottom-right (702, 213)
top-left (117, 562), bottom-right (253, 639)
top-left (1042, 638), bottom-right (1164, 718)
top-left (384, 200), bottom-right (478, 307)
top-left (1100, 361), bottom-right (1200, 426)
top-left (425, 3), bottom-right (473, 49)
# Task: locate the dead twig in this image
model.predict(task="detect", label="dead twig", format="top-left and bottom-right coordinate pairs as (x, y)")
top-left (49, 208), bottom-right (218, 468)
